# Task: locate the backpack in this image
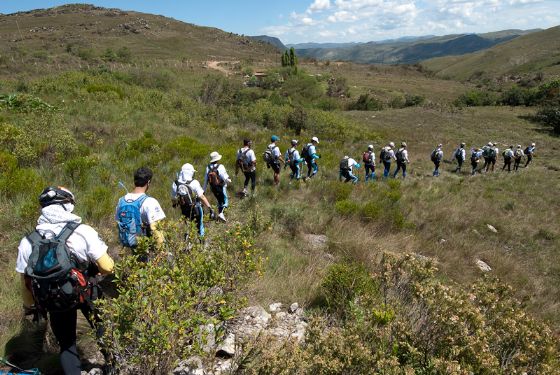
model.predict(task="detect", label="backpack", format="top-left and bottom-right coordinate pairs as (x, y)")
top-left (514, 149), bottom-right (523, 159)
top-left (380, 148), bottom-right (391, 162)
top-left (430, 149), bottom-right (440, 162)
top-left (503, 149), bottom-right (514, 159)
top-left (471, 152), bottom-right (479, 163)
top-left (339, 158), bottom-right (350, 172)
top-left (287, 148), bottom-right (297, 166)
top-left (455, 148), bottom-right (464, 161)
top-left (25, 222), bottom-right (90, 312)
top-left (263, 145), bottom-right (278, 165)
top-left (524, 146), bottom-right (531, 155)
top-left (207, 164), bottom-right (223, 187)
top-left (175, 180), bottom-right (197, 210)
top-left (396, 149), bottom-right (405, 162)
top-left (301, 144), bottom-right (311, 160)
top-left (116, 194), bottom-right (148, 248)
top-left (362, 151), bottom-right (373, 164)
top-left (237, 148), bottom-right (252, 172)
top-left (488, 148), bottom-right (497, 159)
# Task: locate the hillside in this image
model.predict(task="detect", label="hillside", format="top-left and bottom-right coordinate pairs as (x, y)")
top-left (423, 26), bottom-right (560, 80)
top-left (0, 4), bottom-right (279, 76)
top-left (249, 35), bottom-right (287, 51)
top-left (294, 30), bottom-right (535, 65)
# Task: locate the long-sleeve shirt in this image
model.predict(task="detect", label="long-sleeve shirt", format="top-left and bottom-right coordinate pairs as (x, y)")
top-left (285, 147), bottom-right (301, 165)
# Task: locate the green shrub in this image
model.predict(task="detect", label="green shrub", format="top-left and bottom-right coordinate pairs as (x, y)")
top-left (98, 222), bottom-right (262, 373)
top-left (0, 167), bottom-right (44, 199)
top-left (335, 199), bottom-right (360, 216)
top-left (64, 155), bottom-right (99, 187)
top-left (86, 83), bottom-right (125, 99)
top-left (404, 94), bottom-right (424, 107)
top-left (280, 73), bottom-right (324, 105)
top-left (0, 93), bottom-right (55, 112)
top-left (79, 186), bottom-right (114, 223)
top-left (286, 106), bottom-right (307, 134)
top-left (348, 94), bottom-right (383, 111)
top-left (199, 75), bottom-right (243, 106)
top-left (454, 90), bottom-right (497, 107)
top-left (536, 106), bottom-right (560, 134)
top-left (164, 136), bottom-right (211, 163)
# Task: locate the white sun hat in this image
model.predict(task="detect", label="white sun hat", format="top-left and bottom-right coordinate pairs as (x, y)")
top-left (210, 151), bottom-right (222, 163)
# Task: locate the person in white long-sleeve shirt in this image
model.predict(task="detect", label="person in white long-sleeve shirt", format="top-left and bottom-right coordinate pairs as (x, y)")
top-left (453, 143), bottom-right (466, 173)
top-left (431, 144), bottom-right (444, 177)
top-left (339, 156), bottom-right (361, 184)
top-left (393, 142), bottom-right (410, 178)
top-left (203, 151), bottom-right (231, 222)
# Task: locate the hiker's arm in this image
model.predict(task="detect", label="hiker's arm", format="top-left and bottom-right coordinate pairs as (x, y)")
top-left (96, 253), bottom-right (115, 275)
top-left (20, 274), bottom-right (34, 308)
top-left (199, 194), bottom-right (212, 209)
top-left (150, 222), bottom-right (164, 247)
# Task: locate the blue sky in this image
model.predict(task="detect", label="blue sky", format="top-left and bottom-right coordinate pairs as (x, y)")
top-left (2, 1), bottom-right (559, 44)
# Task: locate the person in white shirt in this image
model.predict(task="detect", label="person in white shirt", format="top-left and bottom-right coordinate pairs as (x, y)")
top-left (235, 139), bottom-right (257, 196)
top-left (17, 186), bottom-right (114, 375)
top-left (303, 136), bottom-right (320, 180)
top-left (393, 142), bottom-right (410, 178)
top-left (339, 156), bottom-right (361, 184)
top-left (285, 139), bottom-right (303, 181)
top-left (513, 144), bottom-right (524, 171)
top-left (381, 142), bottom-right (396, 178)
top-left (116, 167), bottom-right (166, 249)
top-left (453, 142), bottom-right (466, 173)
top-left (431, 144), bottom-right (444, 177)
top-left (203, 151), bottom-right (231, 222)
top-left (172, 163), bottom-right (215, 238)
top-left (524, 142), bottom-right (536, 168)
top-left (363, 145), bottom-right (376, 181)
top-left (266, 135), bottom-right (283, 185)
top-left (502, 145), bottom-right (514, 172)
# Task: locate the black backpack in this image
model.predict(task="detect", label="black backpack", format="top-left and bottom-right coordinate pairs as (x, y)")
top-left (396, 149), bottom-right (405, 162)
top-left (25, 222), bottom-right (91, 312)
top-left (301, 144), bottom-right (311, 160)
top-left (430, 149), bottom-right (439, 162)
top-left (175, 180), bottom-right (198, 214)
top-left (524, 146), bottom-right (531, 155)
top-left (339, 158), bottom-right (350, 172)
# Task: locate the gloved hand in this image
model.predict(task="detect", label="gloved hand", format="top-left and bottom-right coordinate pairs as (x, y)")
top-left (209, 208), bottom-right (217, 221)
top-left (355, 163), bottom-right (361, 168)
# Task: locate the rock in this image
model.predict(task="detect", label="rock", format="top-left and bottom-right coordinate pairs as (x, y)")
top-left (439, 238), bottom-right (447, 244)
top-left (486, 224), bottom-right (498, 233)
top-left (289, 303), bottom-right (299, 314)
top-left (472, 229), bottom-right (482, 237)
top-left (216, 332), bottom-right (236, 358)
top-left (269, 302), bottom-right (282, 313)
top-left (475, 259), bottom-right (492, 272)
top-left (412, 253), bottom-right (432, 262)
top-left (199, 323), bottom-right (216, 353)
top-left (213, 359), bottom-right (233, 374)
top-left (275, 311), bottom-right (287, 320)
top-left (303, 234), bottom-right (328, 250)
top-left (173, 356), bottom-right (205, 375)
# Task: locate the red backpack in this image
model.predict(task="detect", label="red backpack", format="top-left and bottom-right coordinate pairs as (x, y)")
top-left (362, 151), bottom-right (372, 164)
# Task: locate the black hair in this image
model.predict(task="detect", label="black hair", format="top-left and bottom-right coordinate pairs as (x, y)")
top-left (243, 139), bottom-right (252, 146)
top-left (134, 167), bottom-right (153, 187)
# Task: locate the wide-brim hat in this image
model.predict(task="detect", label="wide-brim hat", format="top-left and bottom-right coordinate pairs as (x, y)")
top-left (210, 151), bottom-right (222, 163)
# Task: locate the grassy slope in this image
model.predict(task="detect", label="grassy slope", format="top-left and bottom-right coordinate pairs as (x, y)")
top-left (423, 26), bottom-right (560, 80)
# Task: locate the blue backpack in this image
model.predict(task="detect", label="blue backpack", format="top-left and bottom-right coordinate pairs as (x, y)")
top-left (116, 195), bottom-right (148, 248)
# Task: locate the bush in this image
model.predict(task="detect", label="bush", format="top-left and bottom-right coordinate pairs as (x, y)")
top-left (86, 83), bottom-right (125, 99)
top-left (98, 222), bottom-right (262, 374)
top-left (326, 77), bottom-right (349, 98)
top-left (536, 106), bottom-right (560, 134)
top-left (0, 167), bottom-right (44, 199)
top-left (454, 90), bottom-right (497, 107)
top-left (199, 75), bottom-right (243, 106)
top-left (80, 185), bottom-right (114, 223)
top-left (286, 107), bottom-right (307, 135)
top-left (280, 73), bottom-right (324, 105)
top-left (348, 94), bottom-right (383, 111)
top-left (0, 93), bottom-right (55, 112)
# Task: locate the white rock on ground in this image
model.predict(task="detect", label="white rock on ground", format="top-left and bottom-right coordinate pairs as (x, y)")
top-left (215, 332), bottom-right (236, 358)
top-left (269, 302), bottom-right (283, 313)
top-left (486, 224), bottom-right (498, 233)
top-left (475, 259), bottom-right (492, 272)
top-left (289, 303), bottom-right (299, 314)
top-left (173, 356), bottom-right (205, 375)
top-left (303, 234), bottom-right (328, 250)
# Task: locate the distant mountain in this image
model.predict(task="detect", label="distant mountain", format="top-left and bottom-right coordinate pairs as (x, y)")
top-left (294, 29), bottom-right (540, 65)
top-left (249, 35), bottom-right (287, 50)
top-left (287, 42), bottom-right (360, 49)
top-left (422, 26), bottom-right (560, 80)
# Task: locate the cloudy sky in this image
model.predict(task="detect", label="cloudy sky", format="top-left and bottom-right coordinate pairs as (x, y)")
top-left (3, 1), bottom-right (560, 44)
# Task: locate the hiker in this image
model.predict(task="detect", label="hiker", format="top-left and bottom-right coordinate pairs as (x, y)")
top-left (302, 136), bottom-right (320, 180)
top-left (513, 145), bottom-right (524, 171)
top-left (362, 145), bottom-right (376, 181)
top-left (264, 135), bottom-right (283, 185)
top-left (524, 142), bottom-right (536, 167)
top-left (339, 155), bottom-right (360, 184)
top-left (172, 163), bottom-right (216, 238)
top-left (285, 139), bottom-right (303, 181)
top-left (482, 142), bottom-right (497, 172)
top-left (235, 139), bottom-right (257, 197)
top-left (116, 167), bottom-right (165, 251)
top-left (502, 145), bottom-right (514, 172)
top-left (453, 142), bottom-right (466, 173)
top-left (380, 142), bottom-right (396, 178)
top-left (393, 142), bottom-right (409, 178)
top-left (16, 187), bottom-right (115, 375)
top-left (203, 152), bottom-right (231, 222)
top-left (471, 148), bottom-right (483, 175)
top-left (431, 144), bottom-right (444, 177)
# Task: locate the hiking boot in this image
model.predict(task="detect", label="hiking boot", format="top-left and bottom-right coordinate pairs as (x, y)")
top-left (218, 212), bottom-right (227, 222)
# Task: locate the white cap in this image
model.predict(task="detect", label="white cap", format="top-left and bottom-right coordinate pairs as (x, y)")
top-left (531, 142), bottom-right (535, 146)
top-left (368, 144), bottom-right (374, 150)
top-left (312, 136), bottom-right (319, 144)
top-left (210, 151), bottom-right (222, 163)
top-left (179, 163), bottom-right (196, 182)
top-left (517, 144), bottom-right (522, 148)
top-left (389, 142), bottom-right (395, 148)
top-left (488, 142), bottom-right (493, 146)
top-left (437, 144), bottom-right (442, 148)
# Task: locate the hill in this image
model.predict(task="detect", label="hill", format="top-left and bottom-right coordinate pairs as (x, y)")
top-left (0, 4), bottom-right (280, 76)
top-left (422, 26), bottom-right (560, 81)
top-left (295, 30), bottom-right (537, 65)
top-left (249, 35), bottom-right (287, 50)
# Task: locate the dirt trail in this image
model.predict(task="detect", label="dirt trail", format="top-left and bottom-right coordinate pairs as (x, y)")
top-left (206, 60), bottom-right (239, 75)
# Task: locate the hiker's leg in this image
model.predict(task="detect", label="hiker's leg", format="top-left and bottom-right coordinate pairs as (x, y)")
top-left (222, 186), bottom-right (228, 212)
top-left (50, 308), bottom-right (81, 375)
top-left (250, 171), bottom-right (256, 192)
top-left (365, 165), bottom-right (370, 181)
top-left (393, 163), bottom-right (400, 178)
top-left (196, 205), bottom-right (204, 237)
top-left (312, 161), bottom-right (318, 177)
top-left (243, 172), bottom-right (250, 190)
top-left (402, 163), bottom-right (407, 178)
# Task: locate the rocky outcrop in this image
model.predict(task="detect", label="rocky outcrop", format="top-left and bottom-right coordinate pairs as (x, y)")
top-left (173, 302), bottom-right (308, 375)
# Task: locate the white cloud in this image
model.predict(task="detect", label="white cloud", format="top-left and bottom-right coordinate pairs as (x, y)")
top-left (261, 0), bottom-right (560, 43)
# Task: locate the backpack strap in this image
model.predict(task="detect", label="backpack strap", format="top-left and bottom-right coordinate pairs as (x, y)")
top-left (26, 230), bottom-right (44, 246)
top-left (56, 222), bottom-right (81, 243)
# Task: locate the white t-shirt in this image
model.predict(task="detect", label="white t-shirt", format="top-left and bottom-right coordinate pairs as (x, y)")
top-left (172, 179), bottom-right (205, 199)
top-left (307, 144), bottom-right (317, 156)
top-left (268, 143), bottom-right (281, 160)
top-left (16, 223), bottom-right (108, 274)
top-left (348, 158), bottom-right (359, 172)
top-left (237, 147), bottom-right (257, 172)
top-left (117, 193), bottom-right (166, 226)
top-left (285, 148), bottom-right (300, 163)
top-left (204, 163), bottom-right (230, 189)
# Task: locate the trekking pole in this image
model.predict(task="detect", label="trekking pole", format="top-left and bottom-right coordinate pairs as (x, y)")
top-left (118, 181), bottom-right (129, 194)
top-left (0, 357), bottom-right (41, 375)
